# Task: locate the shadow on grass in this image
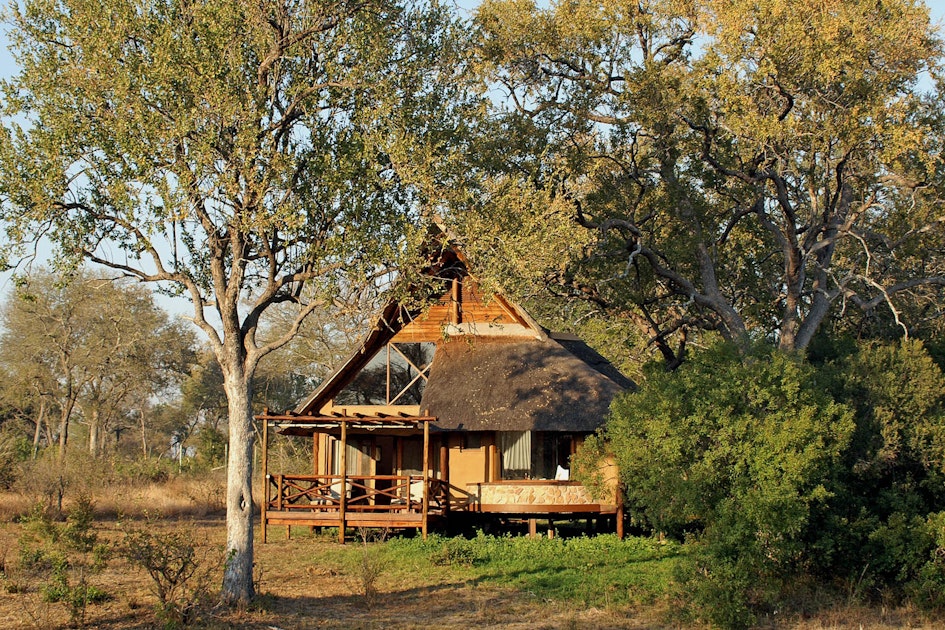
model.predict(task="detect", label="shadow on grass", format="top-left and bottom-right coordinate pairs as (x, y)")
top-left (257, 575), bottom-right (554, 627)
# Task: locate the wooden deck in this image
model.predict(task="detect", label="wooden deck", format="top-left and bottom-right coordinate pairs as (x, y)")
top-left (475, 503), bottom-right (618, 514)
top-left (262, 473), bottom-right (448, 542)
top-left (263, 475), bottom-right (625, 541)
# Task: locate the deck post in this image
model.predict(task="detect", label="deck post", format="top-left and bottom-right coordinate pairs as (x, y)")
top-left (261, 415), bottom-right (269, 544)
top-left (440, 437), bottom-right (449, 516)
top-left (422, 420), bottom-right (429, 539)
top-left (616, 483), bottom-right (625, 540)
top-left (489, 440), bottom-right (499, 481)
top-left (276, 474), bottom-right (283, 511)
top-left (339, 420), bottom-right (347, 544)
top-left (312, 433), bottom-right (319, 475)
top-left (396, 439), bottom-right (403, 477)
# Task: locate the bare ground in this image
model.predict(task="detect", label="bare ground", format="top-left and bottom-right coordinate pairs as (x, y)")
top-left (0, 516), bottom-right (672, 630)
top-left (0, 514), bottom-right (939, 629)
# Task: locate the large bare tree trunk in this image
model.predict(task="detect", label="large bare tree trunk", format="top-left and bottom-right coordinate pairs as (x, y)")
top-left (220, 367), bottom-right (256, 604)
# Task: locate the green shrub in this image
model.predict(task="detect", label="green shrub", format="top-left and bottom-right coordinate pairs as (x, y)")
top-left (195, 426), bottom-right (227, 470)
top-left (0, 428), bottom-right (32, 489)
top-left (585, 338), bottom-right (945, 625)
top-left (120, 519), bottom-right (220, 629)
top-left (905, 512), bottom-right (945, 612)
top-left (17, 496), bottom-right (110, 625)
top-left (428, 536), bottom-right (479, 567)
top-left (596, 343), bottom-right (855, 625)
top-left (815, 340), bottom-right (945, 592)
top-left (115, 456), bottom-right (174, 484)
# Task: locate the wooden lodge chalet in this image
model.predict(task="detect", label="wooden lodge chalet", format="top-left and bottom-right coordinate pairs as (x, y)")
top-left (257, 243), bottom-right (633, 543)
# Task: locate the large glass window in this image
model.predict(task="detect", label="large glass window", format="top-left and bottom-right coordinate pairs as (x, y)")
top-left (499, 431), bottom-right (531, 479)
top-left (336, 342), bottom-right (435, 405)
top-left (331, 438), bottom-right (374, 475)
top-left (499, 431), bottom-right (575, 480)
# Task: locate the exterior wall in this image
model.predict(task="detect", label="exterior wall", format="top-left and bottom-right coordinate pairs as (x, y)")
top-left (472, 481), bottom-right (602, 506)
top-left (465, 450), bottom-right (620, 511)
top-left (446, 433), bottom-right (488, 504)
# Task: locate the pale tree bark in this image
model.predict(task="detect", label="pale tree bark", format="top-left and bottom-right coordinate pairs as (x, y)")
top-left (220, 364), bottom-right (255, 603)
top-left (139, 408), bottom-right (149, 459)
top-left (88, 408), bottom-right (100, 457)
top-left (32, 398), bottom-right (46, 460)
top-left (57, 398), bottom-right (74, 461)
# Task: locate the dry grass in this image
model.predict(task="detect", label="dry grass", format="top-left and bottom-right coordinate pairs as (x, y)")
top-left (95, 476), bottom-right (226, 519)
top-left (0, 516), bottom-right (663, 630)
top-left (0, 484), bottom-right (939, 629)
top-left (0, 475), bottom-right (226, 523)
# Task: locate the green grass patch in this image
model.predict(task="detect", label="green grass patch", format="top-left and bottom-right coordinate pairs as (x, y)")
top-left (321, 531), bottom-right (685, 609)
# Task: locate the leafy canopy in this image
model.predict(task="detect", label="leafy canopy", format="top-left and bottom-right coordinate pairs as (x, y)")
top-left (459, 0), bottom-right (945, 365)
top-left (0, 0), bottom-right (465, 363)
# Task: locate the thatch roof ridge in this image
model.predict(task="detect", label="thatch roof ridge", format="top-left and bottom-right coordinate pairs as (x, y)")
top-left (419, 335), bottom-right (631, 432)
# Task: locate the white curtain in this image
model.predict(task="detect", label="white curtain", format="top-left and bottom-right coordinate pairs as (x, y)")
top-left (500, 431), bottom-right (531, 475)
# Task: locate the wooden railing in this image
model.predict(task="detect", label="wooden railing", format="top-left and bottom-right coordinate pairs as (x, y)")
top-left (266, 474), bottom-right (449, 514)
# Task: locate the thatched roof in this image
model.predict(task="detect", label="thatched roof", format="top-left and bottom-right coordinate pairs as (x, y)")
top-left (419, 337), bottom-right (632, 432)
top-left (286, 235), bottom-right (634, 432)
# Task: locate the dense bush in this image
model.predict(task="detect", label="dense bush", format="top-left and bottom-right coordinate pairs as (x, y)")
top-left (821, 340), bottom-right (945, 604)
top-left (585, 339), bottom-right (945, 628)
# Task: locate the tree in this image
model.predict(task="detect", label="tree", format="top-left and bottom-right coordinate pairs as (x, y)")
top-left (0, 335), bottom-right (55, 458)
top-left (0, 0), bottom-right (466, 603)
top-left (0, 269), bottom-right (195, 458)
top-left (574, 342), bottom-right (855, 626)
top-left (77, 282), bottom-right (194, 457)
top-left (460, 0), bottom-right (945, 367)
top-left (574, 337), bottom-right (945, 624)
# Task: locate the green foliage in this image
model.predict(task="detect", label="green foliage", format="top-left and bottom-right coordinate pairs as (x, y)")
top-left (427, 536), bottom-right (480, 568)
top-left (17, 496), bottom-right (110, 625)
top-left (459, 0), bottom-right (945, 365)
top-left (812, 340), bottom-right (945, 590)
top-left (193, 427), bottom-right (226, 471)
top-left (0, 268), bottom-right (196, 460)
top-left (587, 338), bottom-right (945, 626)
top-left (608, 343), bottom-right (852, 538)
top-left (0, 427), bottom-right (32, 489)
top-left (906, 512), bottom-right (945, 612)
top-left (841, 339), bottom-right (945, 477)
top-left (115, 456), bottom-right (175, 484)
top-left (600, 343), bottom-right (854, 626)
top-left (0, 0), bottom-right (470, 351)
top-left (120, 520), bottom-right (220, 629)
top-left (0, 0), bottom-right (472, 603)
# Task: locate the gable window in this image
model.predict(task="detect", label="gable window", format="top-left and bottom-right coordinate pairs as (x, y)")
top-left (336, 342), bottom-right (435, 405)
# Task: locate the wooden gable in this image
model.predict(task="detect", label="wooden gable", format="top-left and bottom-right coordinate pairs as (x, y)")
top-left (393, 276), bottom-right (537, 343)
top-left (292, 246), bottom-right (545, 417)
